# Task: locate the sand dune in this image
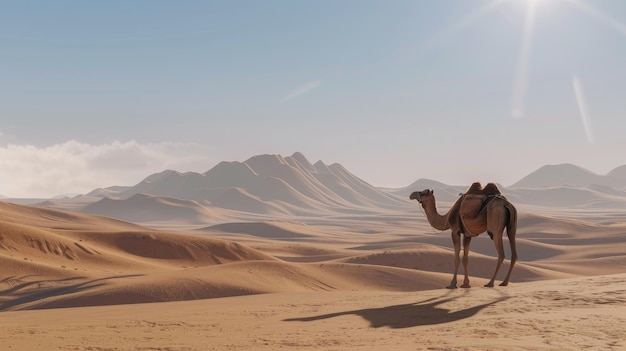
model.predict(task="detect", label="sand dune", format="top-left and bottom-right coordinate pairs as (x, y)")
top-left (1, 202), bottom-right (278, 310)
top-left (82, 193), bottom-right (221, 223)
top-left (4, 198), bottom-right (626, 313)
top-left (0, 202), bottom-right (475, 312)
top-left (0, 201), bottom-right (142, 232)
top-left (201, 220), bottom-right (324, 239)
top-left (341, 245), bottom-right (570, 282)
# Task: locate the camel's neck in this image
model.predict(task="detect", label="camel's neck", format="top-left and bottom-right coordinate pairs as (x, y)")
top-left (420, 198), bottom-right (451, 231)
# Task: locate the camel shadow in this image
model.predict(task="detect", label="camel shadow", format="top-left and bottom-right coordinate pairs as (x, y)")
top-left (284, 293), bottom-right (510, 329)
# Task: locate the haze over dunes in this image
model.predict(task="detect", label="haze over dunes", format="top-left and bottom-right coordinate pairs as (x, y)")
top-left (30, 153), bottom-right (622, 226)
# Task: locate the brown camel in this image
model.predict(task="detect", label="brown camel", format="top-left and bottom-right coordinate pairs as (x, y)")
top-left (409, 182), bottom-right (518, 288)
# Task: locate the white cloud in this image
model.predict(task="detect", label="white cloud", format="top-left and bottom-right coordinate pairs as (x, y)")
top-left (0, 140), bottom-right (217, 198)
top-left (282, 80), bottom-right (322, 102)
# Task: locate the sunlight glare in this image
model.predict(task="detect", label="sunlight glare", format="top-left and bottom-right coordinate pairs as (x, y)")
top-left (511, 0), bottom-right (538, 118)
top-left (573, 76), bottom-right (594, 145)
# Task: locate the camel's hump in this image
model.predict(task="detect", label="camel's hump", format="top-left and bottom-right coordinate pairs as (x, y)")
top-left (464, 182), bottom-right (501, 196)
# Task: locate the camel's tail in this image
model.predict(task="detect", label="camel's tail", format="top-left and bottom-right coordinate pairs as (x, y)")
top-left (505, 200), bottom-right (517, 238)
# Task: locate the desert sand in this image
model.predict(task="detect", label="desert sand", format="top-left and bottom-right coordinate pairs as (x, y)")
top-left (1, 199), bottom-right (626, 350)
top-left (2, 154), bottom-right (626, 350)
top-left (2, 274), bottom-right (625, 350)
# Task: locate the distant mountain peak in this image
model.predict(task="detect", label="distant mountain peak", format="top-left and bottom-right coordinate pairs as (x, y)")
top-left (290, 151), bottom-right (308, 162)
top-left (607, 165), bottom-right (626, 179)
top-left (143, 169), bottom-right (183, 183)
top-left (244, 154), bottom-right (288, 176)
top-left (538, 163), bottom-right (596, 175)
top-left (511, 163), bottom-right (623, 188)
top-left (313, 160), bottom-right (331, 174)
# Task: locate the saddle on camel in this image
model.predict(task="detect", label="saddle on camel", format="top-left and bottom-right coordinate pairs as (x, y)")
top-left (452, 182), bottom-right (504, 239)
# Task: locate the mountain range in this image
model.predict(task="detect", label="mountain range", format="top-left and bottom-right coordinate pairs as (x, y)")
top-left (511, 163), bottom-right (626, 189)
top-left (81, 152), bottom-right (408, 220)
top-left (60, 155), bottom-right (626, 221)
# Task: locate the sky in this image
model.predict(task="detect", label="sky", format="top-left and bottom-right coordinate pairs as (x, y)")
top-left (2, 0), bottom-right (626, 198)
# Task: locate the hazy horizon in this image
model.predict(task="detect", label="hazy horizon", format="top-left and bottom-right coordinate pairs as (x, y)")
top-left (2, 0), bottom-right (626, 198)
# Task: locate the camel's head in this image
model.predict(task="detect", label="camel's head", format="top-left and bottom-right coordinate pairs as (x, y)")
top-left (409, 189), bottom-right (433, 203)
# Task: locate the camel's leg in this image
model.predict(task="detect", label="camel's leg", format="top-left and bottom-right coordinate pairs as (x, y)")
top-left (500, 227), bottom-right (518, 286)
top-left (447, 231), bottom-right (461, 289)
top-left (485, 229), bottom-right (505, 288)
top-left (460, 235), bottom-right (472, 288)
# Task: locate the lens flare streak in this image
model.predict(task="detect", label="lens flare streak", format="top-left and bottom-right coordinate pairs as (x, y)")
top-left (511, 0), bottom-right (538, 118)
top-left (573, 76), bottom-right (594, 144)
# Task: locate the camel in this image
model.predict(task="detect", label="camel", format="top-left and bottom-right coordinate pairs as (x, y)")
top-left (409, 182), bottom-right (518, 288)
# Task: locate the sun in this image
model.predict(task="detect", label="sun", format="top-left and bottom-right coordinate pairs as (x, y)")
top-left (419, 0), bottom-right (625, 130)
